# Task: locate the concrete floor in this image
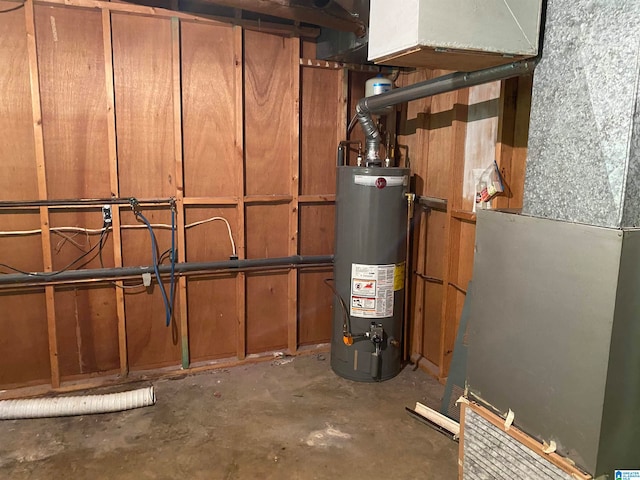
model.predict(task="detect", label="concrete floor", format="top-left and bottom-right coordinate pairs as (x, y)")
top-left (0, 353), bottom-right (458, 479)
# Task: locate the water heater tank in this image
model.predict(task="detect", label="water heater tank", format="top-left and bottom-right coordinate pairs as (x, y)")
top-left (331, 166), bottom-right (409, 382)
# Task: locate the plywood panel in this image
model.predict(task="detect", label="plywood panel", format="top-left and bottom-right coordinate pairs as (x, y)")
top-left (188, 276), bottom-right (237, 362)
top-left (0, 3), bottom-right (38, 201)
top-left (461, 82), bottom-right (500, 212)
top-left (35, 6), bottom-right (110, 199)
top-left (246, 272), bottom-right (288, 353)
top-left (424, 209), bottom-right (446, 277)
top-left (397, 69), bottom-right (431, 184)
top-left (456, 220), bottom-right (476, 290)
top-left (300, 67), bottom-right (340, 195)
top-left (422, 282), bottom-right (443, 365)
top-left (245, 204), bottom-right (289, 258)
top-left (0, 213), bottom-right (44, 273)
top-left (301, 39), bottom-right (316, 58)
top-left (299, 204), bottom-right (334, 255)
top-left (0, 290), bottom-right (50, 388)
top-left (185, 207), bottom-right (238, 361)
top-left (120, 208), bottom-right (181, 369)
top-left (112, 14), bottom-right (174, 198)
top-left (54, 285), bottom-right (119, 378)
top-left (244, 31), bottom-right (293, 196)
top-left (298, 269), bottom-right (332, 345)
top-left (49, 210), bottom-right (112, 271)
top-left (509, 75), bottom-right (533, 209)
top-left (425, 86), bottom-right (456, 200)
top-left (182, 22), bottom-right (237, 198)
top-left (185, 207), bottom-right (238, 261)
top-left (347, 70), bottom-right (369, 164)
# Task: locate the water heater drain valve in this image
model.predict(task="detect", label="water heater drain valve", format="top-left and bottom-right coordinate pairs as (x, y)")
top-left (367, 323), bottom-right (384, 351)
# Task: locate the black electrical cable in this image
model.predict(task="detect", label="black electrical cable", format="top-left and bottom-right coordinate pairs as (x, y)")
top-left (98, 222), bottom-right (108, 269)
top-left (158, 248), bottom-right (173, 264)
top-left (323, 278), bottom-right (352, 338)
top-left (0, 227), bottom-right (108, 277)
top-left (0, 1), bottom-right (24, 13)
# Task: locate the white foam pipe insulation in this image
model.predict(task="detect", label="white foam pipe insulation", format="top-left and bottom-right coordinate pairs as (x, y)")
top-left (0, 386), bottom-right (156, 420)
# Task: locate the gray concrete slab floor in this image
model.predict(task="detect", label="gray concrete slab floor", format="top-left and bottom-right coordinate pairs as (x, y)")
top-left (0, 353), bottom-right (458, 479)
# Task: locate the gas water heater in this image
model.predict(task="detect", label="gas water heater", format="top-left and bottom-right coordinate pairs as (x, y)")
top-left (330, 166), bottom-right (410, 382)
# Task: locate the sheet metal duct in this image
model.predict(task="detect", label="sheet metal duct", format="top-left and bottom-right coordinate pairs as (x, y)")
top-left (522, 0), bottom-right (640, 227)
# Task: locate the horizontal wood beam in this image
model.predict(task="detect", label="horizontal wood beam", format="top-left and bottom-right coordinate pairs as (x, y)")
top-left (244, 194), bottom-right (293, 204)
top-left (197, 0), bottom-right (365, 35)
top-left (298, 194), bottom-right (335, 203)
top-left (183, 196), bottom-right (239, 205)
top-left (30, 0), bottom-right (320, 37)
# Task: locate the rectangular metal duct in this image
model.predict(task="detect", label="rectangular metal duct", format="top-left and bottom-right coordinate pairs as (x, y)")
top-left (367, 0), bottom-right (542, 70)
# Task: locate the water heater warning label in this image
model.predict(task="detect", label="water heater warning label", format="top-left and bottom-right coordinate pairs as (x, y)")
top-left (350, 264), bottom-right (394, 318)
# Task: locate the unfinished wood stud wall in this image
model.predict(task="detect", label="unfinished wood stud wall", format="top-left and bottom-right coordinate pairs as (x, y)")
top-left (0, 0), bottom-right (533, 393)
top-left (399, 70), bottom-right (533, 381)
top-left (0, 2), bottom-right (344, 396)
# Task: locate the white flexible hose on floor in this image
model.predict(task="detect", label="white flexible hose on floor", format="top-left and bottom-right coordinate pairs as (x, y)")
top-left (0, 386), bottom-right (156, 420)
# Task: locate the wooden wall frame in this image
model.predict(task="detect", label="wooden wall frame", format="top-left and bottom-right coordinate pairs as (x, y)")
top-left (0, 1), bottom-right (342, 398)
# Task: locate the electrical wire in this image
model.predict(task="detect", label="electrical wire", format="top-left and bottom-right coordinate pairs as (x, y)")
top-left (347, 114), bottom-right (358, 134)
top-left (0, 227), bottom-right (108, 277)
top-left (0, 1), bottom-right (24, 13)
top-left (185, 217), bottom-right (236, 257)
top-left (0, 217), bottom-right (236, 257)
top-left (323, 278), bottom-right (352, 338)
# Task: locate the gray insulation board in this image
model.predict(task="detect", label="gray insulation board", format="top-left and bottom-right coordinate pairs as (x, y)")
top-left (463, 408), bottom-right (576, 480)
top-left (522, 0), bottom-right (640, 228)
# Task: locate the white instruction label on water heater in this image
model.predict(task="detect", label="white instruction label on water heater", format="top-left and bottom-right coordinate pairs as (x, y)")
top-left (350, 263), bottom-right (394, 318)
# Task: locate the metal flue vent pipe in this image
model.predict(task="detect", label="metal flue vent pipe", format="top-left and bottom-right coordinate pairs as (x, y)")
top-left (356, 59), bottom-right (538, 164)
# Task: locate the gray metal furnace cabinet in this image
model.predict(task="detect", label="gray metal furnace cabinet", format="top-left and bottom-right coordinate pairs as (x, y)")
top-left (466, 210), bottom-right (640, 478)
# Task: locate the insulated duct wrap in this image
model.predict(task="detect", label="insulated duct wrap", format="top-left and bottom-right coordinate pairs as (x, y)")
top-left (522, 0), bottom-right (640, 227)
top-left (0, 387), bottom-right (156, 420)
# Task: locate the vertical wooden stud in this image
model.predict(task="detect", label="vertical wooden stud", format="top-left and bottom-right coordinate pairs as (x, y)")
top-left (171, 17), bottom-right (189, 369)
top-left (101, 9), bottom-right (128, 377)
top-left (25, 0), bottom-right (60, 388)
top-left (494, 78), bottom-right (517, 211)
top-left (438, 88), bottom-right (469, 380)
top-left (337, 67), bottom-right (348, 145)
top-left (287, 36), bottom-right (301, 354)
top-left (410, 209), bottom-right (428, 359)
top-left (508, 75), bottom-right (533, 210)
top-left (234, 26), bottom-right (246, 360)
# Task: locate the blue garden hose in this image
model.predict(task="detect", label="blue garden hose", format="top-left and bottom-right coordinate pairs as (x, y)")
top-left (169, 206), bottom-right (176, 326)
top-left (136, 211), bottom-right (173, 327)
